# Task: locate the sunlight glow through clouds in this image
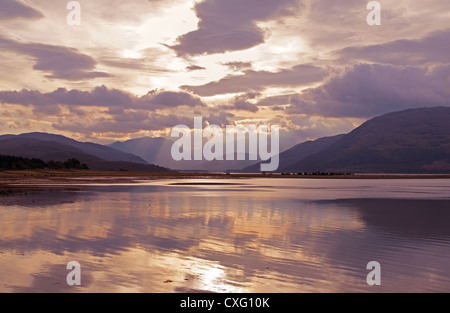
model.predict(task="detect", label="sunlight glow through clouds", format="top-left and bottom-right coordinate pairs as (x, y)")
top-left (121, 49), bottom-right (143, 60)
top-left (0, 0), bottom-right (449, 146)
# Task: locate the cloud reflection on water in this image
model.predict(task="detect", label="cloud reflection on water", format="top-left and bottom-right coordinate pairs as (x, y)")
top-left (1, 179), bottom-right (450, 292)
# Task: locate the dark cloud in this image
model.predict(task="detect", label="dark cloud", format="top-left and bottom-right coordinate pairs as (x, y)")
top-left (0, 86), bottom-right (205, 113)
top-left (220, 94), bottom-right (260, 112)
top-left (340, 29), bottom-right (450, 66)
top-left (232, 100), bottom-right (258, 112)
top-left (0, 0), bottom-right (43, 20)
top-left (138, 90), bottom-right (204, 109)
top-left (0, 36), bottom-right (109, 80)
top-left (186, 65), bottom-right (206, 71)
top-left (271, 106), bottom-right (285, 111)
top-left (51, 111), bottom-right (238, 136)
top-left (222, 61), bottom-right (253, 72)
top-left (52, 113), bottom-right (196, 134)
top-left (181, 64), bottom-right (327, 96)
top-left (206, 112), bottom-right (235, 127)
top-left (285, 63), bottom-right (450, 118)
top-left (171, 0), bottom-right (301, 56)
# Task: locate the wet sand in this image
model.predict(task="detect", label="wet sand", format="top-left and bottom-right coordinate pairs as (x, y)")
top-left (1, 170), bottom-right (450, 193)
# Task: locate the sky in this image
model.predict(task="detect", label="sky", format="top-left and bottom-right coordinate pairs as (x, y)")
top-left (0, 0), bottom-right (449, 149)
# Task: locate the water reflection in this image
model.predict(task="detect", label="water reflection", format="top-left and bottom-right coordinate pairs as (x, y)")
top-left (0, 179), bottom-right (450, 292)
top-left (331, 198), bottom-right (450, 239)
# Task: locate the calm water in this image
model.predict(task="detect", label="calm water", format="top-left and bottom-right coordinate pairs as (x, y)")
top-left (1, 178), bottom-right (450, 293)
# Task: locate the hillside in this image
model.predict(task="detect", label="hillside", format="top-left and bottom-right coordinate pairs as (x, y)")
top-left (243, 134), bottom-right (344, 173)
top-left (0, 137), bottom-right (168, 172)
top-left (2, 107), bottom-right (448, 174)
top-left (0, 133), bottom-right (147, 164)
top-left (284, 107), bottom-right (450, 173)
top-left (110, 137), bottom-right (174, 166)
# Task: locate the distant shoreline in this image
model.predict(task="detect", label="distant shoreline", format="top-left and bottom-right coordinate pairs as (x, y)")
top-left (1, 170), bottom-right (450, 193)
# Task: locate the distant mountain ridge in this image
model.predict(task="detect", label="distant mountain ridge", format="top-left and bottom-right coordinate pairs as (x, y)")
top-left (1, 107), bottom-right (449, 173)
top-left (110, 137), bottom-right (263, 171)
top-left (110, 137), bottom-right (174, 166)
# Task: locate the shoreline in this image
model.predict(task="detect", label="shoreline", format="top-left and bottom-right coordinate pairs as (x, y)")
top-left (1, 170), bottom-right (450, 192)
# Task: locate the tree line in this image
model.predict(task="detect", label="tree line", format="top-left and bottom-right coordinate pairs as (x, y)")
top-left (0, 155), bottom-right (89, 170)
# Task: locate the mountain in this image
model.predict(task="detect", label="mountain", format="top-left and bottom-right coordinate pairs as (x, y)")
top-left (284, 107), bottom-right (450, 173)
top-left (0, 135), bottom-right (168, 172)
top-left (0, 132), bottom-right (147, 164)
top-left (0, 137), bottom-right (102, 163)
top-left (243, 134), bottom-right (344, 173)
top-left (110, 137), bottom-right (194, 170)
top-left (110, 137), bottom-right (261, 171)
top-left (110, 137), bottom-right (174, 166)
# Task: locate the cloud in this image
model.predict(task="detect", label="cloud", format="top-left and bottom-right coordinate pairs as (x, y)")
top-left (101, 59), bottom-right (172, 73)
top-left (89, 0), bottom-right (181, 23)
top-left (138, 89), bottom-right (204, 109)
top-left (268, 114), bottom-right (358, 149)
top-left (52, 113), bottom-right (196, 134)
top-left (206, 112), bottom-right (235, 127)
top-left (170, 0), bottom-right (301, 56)
top-left (51, 111), bottom-right (237, 136)
top-left (232, 100), bottom-right (259, 113)
top-left (186, 64), bottom-right (206, 71)
top-left (256, 94), bottom-right (292, 107)
top-left (98, 47), bottom-right (175, 74)
top-left (0, 36), bottom-right (109, 80)
top-left (0, 86), bottom-right (204, 113)
top-left (285, 63), bottom-right (450, 118)
top-left (181, 64), bottom-right (327, 96)
top-left (0, 0), bottom-right (43, 20)
top-left (217, 94), bottom-right (259, 113)
top-left (339, 29), bottom-right (450, 66)
top-left (222, 61), bottom-right (253, 72)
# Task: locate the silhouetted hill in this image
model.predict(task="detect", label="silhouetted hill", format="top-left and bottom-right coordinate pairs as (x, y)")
top-left (0, 137), bottom-right (169, 172)
top-left (0, 138), bottom-right (102, 163)
top-left (243, 134), bottom-right (344, 172)
top-left (0, 132), bottom-right (147, 164)
top-left (285, 107), bottom-right (450, 173)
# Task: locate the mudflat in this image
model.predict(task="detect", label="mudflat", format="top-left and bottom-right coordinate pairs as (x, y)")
top-left (1, 170), bottom-right (450, 193)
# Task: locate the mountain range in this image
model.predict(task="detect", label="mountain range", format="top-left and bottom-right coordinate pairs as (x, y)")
top-left (0, 133), bottom-right (167, 172)
top-left (0, 107), bottom-right (449, 173)
top-left (282, 107), bottom-right (450, 174)
top-left (109, 137), bottom-right (259, 171)
top-left (244, 107), bottom-right (450, 173)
